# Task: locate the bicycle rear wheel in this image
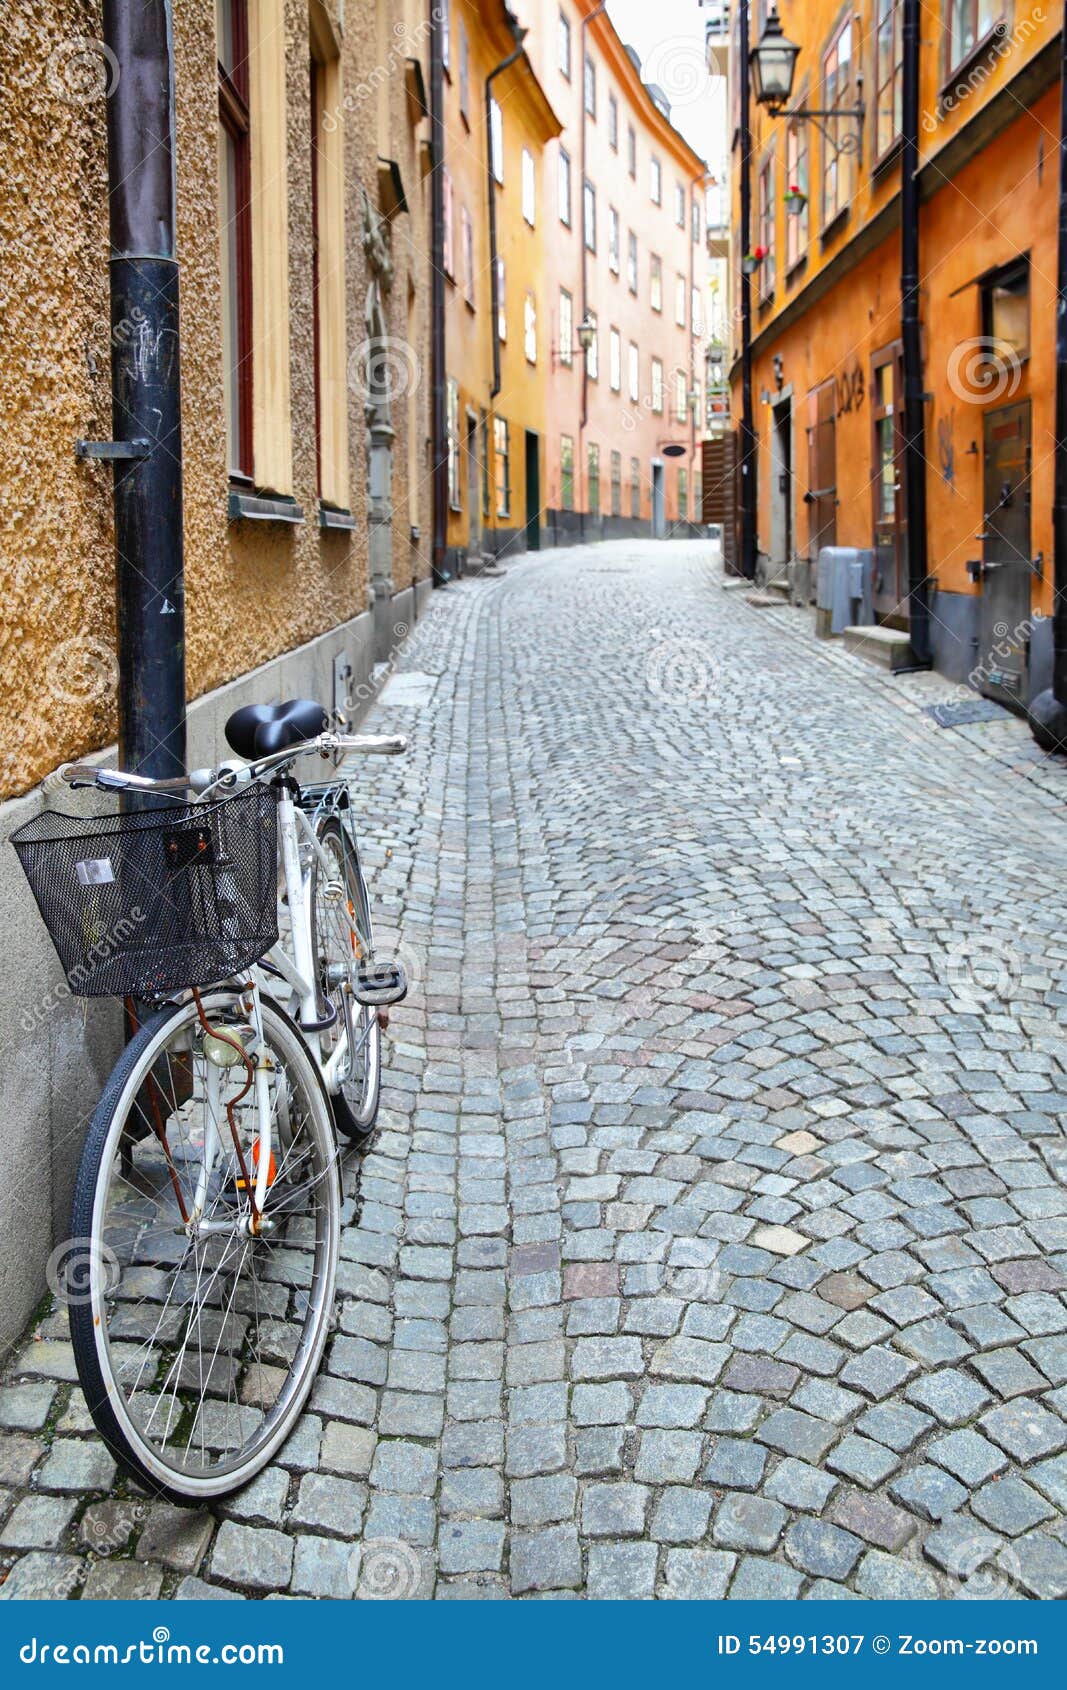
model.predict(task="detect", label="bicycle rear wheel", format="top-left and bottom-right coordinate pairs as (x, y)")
top-left (68, 990), bottom-right (339, 1503)
top-left (310, 816), bottom-right (381, 1139)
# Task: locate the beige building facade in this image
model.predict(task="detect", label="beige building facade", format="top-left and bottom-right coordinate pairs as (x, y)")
top-left (0, 0), bottom-right (433, 1348)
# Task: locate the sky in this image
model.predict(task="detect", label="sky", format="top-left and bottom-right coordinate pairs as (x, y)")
top-left (605, 0), bottom-right (727, 172)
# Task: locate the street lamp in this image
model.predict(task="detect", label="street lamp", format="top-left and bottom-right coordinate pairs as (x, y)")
top-left (749, 6), bottom-right (800, 111)
top-left (750, 5), bottom-right (863, 157)
top-left (576, 313), bottom-right (596, 355)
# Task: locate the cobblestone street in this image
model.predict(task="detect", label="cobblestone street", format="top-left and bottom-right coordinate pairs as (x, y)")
top-left (2, 538), bottom-right (1067, 1601)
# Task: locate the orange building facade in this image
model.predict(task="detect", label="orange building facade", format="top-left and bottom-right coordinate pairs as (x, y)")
top-left (439, 0), bottom-right (561, 573)
top-left (721, 1), bottom-right (1062, 705)
top-left (519, 0), bottom-right (711, 542)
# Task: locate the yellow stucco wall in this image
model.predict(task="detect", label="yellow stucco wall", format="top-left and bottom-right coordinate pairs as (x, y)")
top-left (0, 0), bottom-right (431, 800)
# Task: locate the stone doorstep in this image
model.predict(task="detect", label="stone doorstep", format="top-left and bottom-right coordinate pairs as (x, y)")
top-left (841, 625), bottom-right (915, 672)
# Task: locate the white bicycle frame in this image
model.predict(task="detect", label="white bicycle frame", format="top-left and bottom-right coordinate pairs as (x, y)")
top-left (61, 727), bottom-right (405, 1241)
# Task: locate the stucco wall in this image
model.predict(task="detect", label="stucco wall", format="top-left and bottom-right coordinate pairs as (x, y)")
top-left (0, 0), bottom-right (433, 802)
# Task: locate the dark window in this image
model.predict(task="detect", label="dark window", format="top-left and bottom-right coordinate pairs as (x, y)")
top-left (584, 53), bottom-right (596, 116)
top-left (218, 0), bottom-right (252, 480)
top-left (981, 258), bottom-right (1030, 363)
top-left (608, 92), bottom-right (618, 149)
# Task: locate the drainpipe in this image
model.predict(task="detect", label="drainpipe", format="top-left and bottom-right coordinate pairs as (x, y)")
top-left (1029, 19), bottom-right (1067, 748)
top-left (899, 0), bottom-right (931, 664)
top-left (488, 21), bottom-right (529, 400)
top-left (738, 0), bottom-right (757, 579)
top-left (88, 1), bottom-right (186, 788)
top-left (579, 1), bottom-right (608, 540)
top-left (429, 5), bottom-right (449, 586)
top-left (690, 170), bottom-right (711, 534)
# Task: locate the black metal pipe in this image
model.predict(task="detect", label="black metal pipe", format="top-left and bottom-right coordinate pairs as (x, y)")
top-left (488, 24), bottom-right (528, 401)
top-left (738, 0), bottom-right (757, 579)
top-left (900, 0), bottom-right (931, 664)
top-left (102, 0), bottom-right (186, 786)
top-left (429, 3), bottom-right (449, 586)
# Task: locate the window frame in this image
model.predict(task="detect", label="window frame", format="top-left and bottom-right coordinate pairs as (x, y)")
top-left (945, 0), bottom-right (1004, 79)
top-left (559, 8), bottom-right (572, 80)
top-left (496, 256), bottom-right (507, 342)
top-left (524, 290), bottom-right (537, 364)
top-left (583, 179), bottom-right (596, 252)
top-left (651, 356), bottom-right (664, 415)
top-left (584, 52), bottom-right (596, 117)
top-left (650, 155), bottom-right (662, 206)
top-left (980, 256), bottom-right (1031, 365)
top-left (608, 91), bottom-right (618, 150)
top-left (587, 441), bottom-right (600, 514)
top-left (627, 124), bottom-right (636, 179)
top-left (559, 287), bottom-right (574, 367)
top-left (446, 376), bottom-right (461, 510)
top-left (218, 0), bottom-right (253, 482)
top-left (609, 326), bottom-right (621, 392)
top-left (585, 310), bottom-right (598, 380)
top-left (650, 253), bottom-right (662, 313)
top-left (675, 181), bottom-right (686, 227)
top-left (611, 449), bottom-right (622, 517)
top-left (627, 230), bottom-right (638, 295)
top-left (785, 109), bottom-right (809, 272)
top-left (458, 21), bottom-right (470, 124)
top-left (558, 147), bottom-right (572, 227)
top-left (627, 341), bottom-right (639, 403)
top-left (489, 97), bottom-right (504, 186)
top-left (758, 141), bottom-right (776, 301)
top-left (821, 14), bottom-right (855, 230)
top-left (874, 0), bottom-right (903, 163)
top-left (494, 415), bottom-right (510, 517)
top-left (630, 455), bottom-right (641, 519)
top-left (560, 433), bottom-right (575, 509)
top-left (461, 203), bottom-right (475, 307)
top-left (522, 147), bottom-right (536, 226)
top-left (608, 206), bottom-right (620, 274)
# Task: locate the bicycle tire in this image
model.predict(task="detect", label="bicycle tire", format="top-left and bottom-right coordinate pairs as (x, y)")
top-left (68, 990), bottom-right (339, 1504)
top-left (310, 816), bottom-right (382, 1140)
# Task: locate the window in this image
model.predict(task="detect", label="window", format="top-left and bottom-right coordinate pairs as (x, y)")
top-left (758, 147), bottom-right (776, 298)
top-left (821, 19), bottom-right (854, 225)
top-left (627, 230), bottom-right (638, 294)
top-left (611, 450), bottom-right (622, 516)
top-left (609, 328), bottom-right (621, 391)
top-left (560, 434), bottom-right (574, 508)
top-left (461, 204), bottom-right (475, 306)
top-left (608, 92), bottom-right (618, 149)
top-left (310, 14), bottom-right (347, 507)
top-left (650, 254), bottom-right (662, 312)
top-left (630, 456), bottom-right (641, 518)
top-left (496, 257), bottom-right (506, 341)
top-left (559, 288), bottom-right (573, 366)
top-left (678, 467), bottom-right (688, 521)
top-left (481, 410), bottom-right (490, 517)
top-left (651, 356), bottom-right (664, 413)
top-left (584, 54), bottom-right (596, 116)
top-left (558, 148), bottom-right (572, 225)
top-left (559, 9), bottom-right (571, 79)
top-left (459, 23), bottom-right (469, 122)
top-left (785, 115), bottom-right (809, 270)
top-left (981, 258), bottom-right (1030, 362)
top-left (627, 124), bottom-right (636, 178)
top-left (494, 416), bottom-right (510, 516)
top-left (442, 168), bottom-right (455, 277)
top-left (650, 156), bottom-right (662, 205)
top-left (875, 0), bottom-right (903, 157)
top-left (608, 207), bottom-right (620, 273)
top-left (675, 182), bottom-right (685, 227)
top-left (217, 0), bottom-right (252, 479)
top-left (490, 97), bottom-right (504, 184)
top-left (524, 291), bottom-right (537, 363)
top-left (441, 0), bottom-right (451, 73)
top-left (693, 471), bottom-right (702, 521)
top-left (675, 370), bottom-right (688, 423)
top-left (583, 180), bottom-right (596, 251)
top-left (446, 376), bottom-right (460, 508)
top-left (675, 274), bottom-right (686, 327)
top-left (948, 1), bottom-right (1001, 73)
top-left (585, 311), bottom-right (598, 380)
top-left (692, 199), bottom-right (701, 244)
top-left (628, 341), bottom-right (639, 402)
top-left (522, 147), bottom-right (536, 225)
top-left (587, 442), bottom-right (600, 513)
top-left (691, 287), bottom-right (703, 335)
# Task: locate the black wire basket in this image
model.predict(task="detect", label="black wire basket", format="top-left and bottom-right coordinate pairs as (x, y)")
top-left (12, 785), bottom-right (278, 999)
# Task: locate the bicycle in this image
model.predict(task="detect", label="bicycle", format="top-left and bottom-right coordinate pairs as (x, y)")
top-left (13, 699), bottom-right (407, 1503)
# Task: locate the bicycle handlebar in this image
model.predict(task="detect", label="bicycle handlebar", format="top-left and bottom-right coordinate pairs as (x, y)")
top-left (60, 730), bottom-right (408, 795)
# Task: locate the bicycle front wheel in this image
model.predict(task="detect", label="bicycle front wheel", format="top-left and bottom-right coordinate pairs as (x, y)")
top-left (68, 990), bottom-right (339, 1503)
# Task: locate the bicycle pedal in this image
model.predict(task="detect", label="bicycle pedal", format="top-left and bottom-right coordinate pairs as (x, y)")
top-left (352, 961), bottom-right (407, 1007)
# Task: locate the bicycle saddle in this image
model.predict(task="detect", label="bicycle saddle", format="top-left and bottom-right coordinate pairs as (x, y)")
top-left (224, 698), bottom-right (329, 760)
